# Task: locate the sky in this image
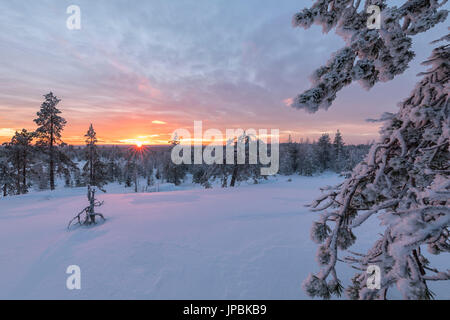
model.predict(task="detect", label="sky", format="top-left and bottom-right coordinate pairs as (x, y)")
top-left (0, 0), bottom-right (447, 145)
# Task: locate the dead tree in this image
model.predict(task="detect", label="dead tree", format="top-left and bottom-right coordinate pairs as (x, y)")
top-left (68, 185), bottom-right (105, 229)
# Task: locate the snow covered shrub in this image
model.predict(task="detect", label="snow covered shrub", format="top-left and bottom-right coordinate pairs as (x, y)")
top-left (68, 185), bottom-right (105, 229)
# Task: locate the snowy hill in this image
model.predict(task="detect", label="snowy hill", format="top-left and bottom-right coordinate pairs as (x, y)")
top-left (1, 175), bottom-right (448, 299)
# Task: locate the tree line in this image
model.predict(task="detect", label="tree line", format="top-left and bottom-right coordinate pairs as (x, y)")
top-left (0, 92), bottom-right (370, 196)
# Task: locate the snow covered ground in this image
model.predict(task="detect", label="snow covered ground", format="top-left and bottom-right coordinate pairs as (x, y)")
top-left (0, 174), bottom-right (448, 299)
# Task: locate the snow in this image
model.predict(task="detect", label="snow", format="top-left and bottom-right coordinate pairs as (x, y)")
top-left (0, 174), bottom-right (448, 299)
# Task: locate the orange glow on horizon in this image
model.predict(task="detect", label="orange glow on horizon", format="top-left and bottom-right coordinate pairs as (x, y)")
top-left (0, 130), bottom-right (377, 146)
top-left (0, 119), bottom-right (381, 146)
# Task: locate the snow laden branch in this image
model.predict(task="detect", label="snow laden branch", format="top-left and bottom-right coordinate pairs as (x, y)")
top-left (68, 185), bottom-right (106, 229)
top-left (289, 0), bottom-right (448, 113)
top-left (303, 39), bottom-right (450, 299)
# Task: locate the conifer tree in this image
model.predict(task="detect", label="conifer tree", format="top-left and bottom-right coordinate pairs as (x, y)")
top-left (317, 134), bottom-right (332, 172)
top-left (34, 92), bottom-right (66, 190)
top-left (0, 156), bottom-right (14, 197)
top-left (85, 124), bottom-right (97, 185)
top-left (83, 124), bottom-right (106, 188)
top-left (333, 130), bottom-right (346, 172)
top-left (164, 134), bottom-right (187, 186)
top-left (290, 1), bottom-right (449, 300)
top-left (281, 135), bottom-right (300, 175)
top-left (303, 39), bottom-right (449, 300)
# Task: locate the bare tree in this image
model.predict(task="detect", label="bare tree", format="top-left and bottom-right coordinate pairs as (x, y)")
top-left (68, 185), bottom-right (106, 229)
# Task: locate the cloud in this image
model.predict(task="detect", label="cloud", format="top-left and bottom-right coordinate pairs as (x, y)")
top-left (152, 120), bottom-right (167, 125)
top-left (283, 98), bottom-right (293, 107)
top-left (0, 128), bottom-right (16, 137)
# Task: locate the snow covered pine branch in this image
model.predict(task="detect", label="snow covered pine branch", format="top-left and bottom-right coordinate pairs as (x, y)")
top-left (289, 0), bottom-right (448, 113)
top-left (302, 37), bottom-right (449, 299)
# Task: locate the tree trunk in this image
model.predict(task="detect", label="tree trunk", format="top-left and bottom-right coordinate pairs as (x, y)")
top-left (89, 144), bottom-right (94, 185)
top-left (230, 165), bottom-right (238, 187)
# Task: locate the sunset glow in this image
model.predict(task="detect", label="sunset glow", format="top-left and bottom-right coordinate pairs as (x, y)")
top-left (0, 1), bottom-right (446, 146)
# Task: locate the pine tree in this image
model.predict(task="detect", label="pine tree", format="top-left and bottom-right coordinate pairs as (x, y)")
top-left (31, 162), bottom-right (49, 190)
top-left (0, 155), bottom-right (14, 197)
top-left (317, 134), bottom-right (332, 172)
top-left (124, 160), bottom-right (134, 188)
top-left (55, 143), bottom-right (78, 188)
top-left (85, 124), bottom-right (97, 185)
top-left (146, 169), bottom-right (154, 188)
top-left (280, 135), bottom-right (299, 175)
top-left (83, 124), bottom-right (106, 188)
top-left (289, 1), bottom-right (448, 113)
top-left (3, 129), bottom-right (35, 194)
top-left (303, 39), bottom-right (449, 300)
top-left (68, 185), bottom-right (105, 229)
top-left (289, 1), bottom-right (449, 300)
top-left (333, 130), bottom-right (346, 172)
top-left (124, 146), bottom-right (145, 192)
top-left (164, 135), bottom-right (187, 186)
top-left (297, 139), bottom-right (317, 176)
top-left (227, 132), bottom-right (262, 187)
top-left (34, 92), bottom-right (67, 190)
